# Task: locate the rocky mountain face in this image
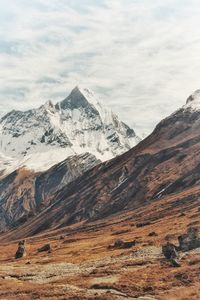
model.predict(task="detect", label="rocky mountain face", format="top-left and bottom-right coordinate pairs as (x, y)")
top-left (0, 153), bottom-right (99, 232)
top-left (3, 90), bottom-right (200, 239)
top-left (0, 86), bottom-right (140, 174)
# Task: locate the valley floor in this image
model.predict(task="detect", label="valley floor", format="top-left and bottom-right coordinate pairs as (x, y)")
top-left (0, 191), bottom-right (200, 300)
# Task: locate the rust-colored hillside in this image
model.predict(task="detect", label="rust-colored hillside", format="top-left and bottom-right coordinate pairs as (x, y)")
top-left (0, 187), bottom-right (199, 299)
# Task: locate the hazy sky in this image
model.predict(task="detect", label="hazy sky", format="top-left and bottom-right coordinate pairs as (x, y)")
top-left (1, 0), bottom-right (200, 135)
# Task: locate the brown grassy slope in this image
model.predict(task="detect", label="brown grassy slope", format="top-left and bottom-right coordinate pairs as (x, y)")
top-left (0, 184), bottom-right (200, 299)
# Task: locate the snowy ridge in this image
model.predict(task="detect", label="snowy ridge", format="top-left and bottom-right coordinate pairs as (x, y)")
top-left (0, 86), bottom-right (140, 173)
top-left (184, 89), bottom-right (200, 110)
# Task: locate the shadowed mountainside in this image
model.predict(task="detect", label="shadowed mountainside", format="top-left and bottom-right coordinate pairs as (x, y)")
top-left (0, 153), bottom-right (99, 232)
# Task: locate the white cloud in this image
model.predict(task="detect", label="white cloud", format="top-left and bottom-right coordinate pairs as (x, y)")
top-left (1, 0), bottom-right (200, 135)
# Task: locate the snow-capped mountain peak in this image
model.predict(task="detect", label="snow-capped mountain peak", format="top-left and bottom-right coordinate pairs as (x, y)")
top-left (58, 86), bottom-right (101, 115)
top-left (184, 90), bottom-right (200, 110)
top-left (76, 85), bottom-right (100, 106)
top-left (0, 86), bottom-right (140, 173)
top-left (186, 89), bottom-right (200, 104)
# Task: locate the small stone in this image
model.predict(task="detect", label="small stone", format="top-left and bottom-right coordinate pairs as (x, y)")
top-left (148, 231), bottom-right (158, 237)
top-left (38, 244), bottom-right (51, 253)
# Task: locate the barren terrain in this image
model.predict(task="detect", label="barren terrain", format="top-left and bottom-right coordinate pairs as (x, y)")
top-left (0, 186), bottom-right (199, 300)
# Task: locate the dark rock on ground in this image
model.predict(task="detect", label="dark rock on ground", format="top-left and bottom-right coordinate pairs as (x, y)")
top-left (174, 272), bottom-right (192, 284)
top-left (15, 240), bottom-right (26, 259)
top-left (63, 238), bottom-right (78, 244)
top-left (108, 239), bottom-right (136, 250)
top-left (162, 228), bottom-right (200, 267)
top-left (178, 227), bottom-right (200, 251)
top-left (162, 242), bottom-right (180, 267)
top-left (148, 231), bottom-right (158, 237)
top-left (38, 244), bottom-right (51, 253)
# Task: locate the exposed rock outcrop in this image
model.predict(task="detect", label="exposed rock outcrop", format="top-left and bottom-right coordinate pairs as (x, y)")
top-left (162, 227), bottom-right (200, 267)
top-left (178, 227), bottom-right (200, 252)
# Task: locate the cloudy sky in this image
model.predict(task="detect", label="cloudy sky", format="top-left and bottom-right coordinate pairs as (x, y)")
top-left (1, 0), bottom-right (200, 135)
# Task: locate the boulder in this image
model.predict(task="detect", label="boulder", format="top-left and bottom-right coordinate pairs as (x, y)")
top-left (38, 244), bottom-right (51, 253)
top-left (178, 227), bottom-right (200, 252)
top-left (162, 228), bottom-right (200, 267)
top-left (162, 242), bottom-right (180, 267)
top-left (15, 240), bottom-right (26, 259)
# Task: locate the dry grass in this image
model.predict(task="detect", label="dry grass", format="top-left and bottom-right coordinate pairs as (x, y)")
top-left (0, 190), bottom-right (200, 299)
